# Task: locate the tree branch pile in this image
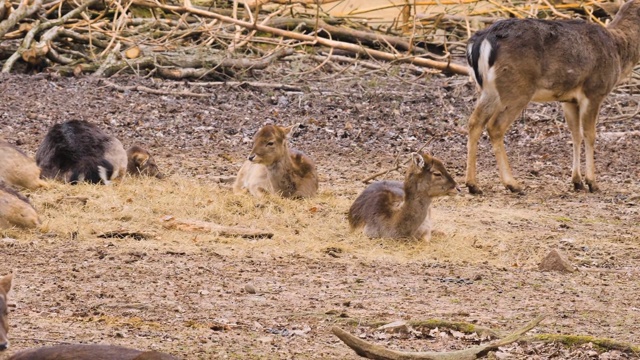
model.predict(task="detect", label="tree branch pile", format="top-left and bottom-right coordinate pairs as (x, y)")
top-left (0, 0), bottom-right (631, 79)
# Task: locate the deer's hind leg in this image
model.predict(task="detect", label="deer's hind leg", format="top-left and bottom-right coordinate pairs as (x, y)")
top-left (486, 95), bottom-right (532, 193)
top-left (465, 93), bottom-right (500, 195)
top-left (580, 99), bottom-right (603, 192)
top-left (562, 102), bottom-right (585, 191)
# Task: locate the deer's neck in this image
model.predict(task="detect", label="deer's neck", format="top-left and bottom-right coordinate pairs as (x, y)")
top-left (608, 16), bottom-right (640, 80)
top-left (395, 184), bottom-right (432, 230)
top-left (266, 149), bottom-right (296, 196)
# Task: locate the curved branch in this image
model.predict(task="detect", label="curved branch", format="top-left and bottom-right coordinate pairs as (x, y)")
top-left (0, 0), bottom-right (43, 39)
top-left (332, 315), bottom-right (545, 360)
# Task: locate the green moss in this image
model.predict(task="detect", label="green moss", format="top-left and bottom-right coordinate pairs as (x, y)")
top-left (533, 334), bottom-right (640, 353)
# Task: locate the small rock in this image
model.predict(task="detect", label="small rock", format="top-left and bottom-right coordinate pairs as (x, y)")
top-left (539, 249), bottom-right (575, 273)
top-left (377, 320), bottom-right (408, 334)
top-left (244, 284), bottom-right (256, 294)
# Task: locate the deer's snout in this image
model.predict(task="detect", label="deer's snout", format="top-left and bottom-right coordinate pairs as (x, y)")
top-left (248, 154), bottom-right (256, 162)
top-left (0, 341), bottom-right (9, 351)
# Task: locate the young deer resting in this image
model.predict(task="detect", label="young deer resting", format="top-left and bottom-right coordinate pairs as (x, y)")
top-left (0, 182), bottom-right (40, 229)
top-left (0, 274), bottom-right (12, 352)
top-left (465, 0), bottom-right (640, 194)
top-left (348, 153), bottom-right (458, 241)
top-left (0, 141), bottom-right (49, 191)
top-left (233, 124), bottom-right (318, 198)
top-left (126, 145), bottom-right (164, 179)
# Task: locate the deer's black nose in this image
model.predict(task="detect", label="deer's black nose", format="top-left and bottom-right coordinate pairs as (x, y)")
top-left (248, 154), bottom-right (256, 161)
top-left (0, 342), bottom-right (9, 351)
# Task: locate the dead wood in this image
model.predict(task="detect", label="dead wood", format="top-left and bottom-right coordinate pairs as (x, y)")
top-left (0, 0), bottom-right (43, 39)
top-left (101, 79), bottom-right (212, 98)
top-left (332, 315), bottom-right (545, 360)
top-left (160, 215), bottom-right (274, 239)
top-left (529, 334), bottom-right (640, 353)
top-left (97, 230), bottom-right (153, 240)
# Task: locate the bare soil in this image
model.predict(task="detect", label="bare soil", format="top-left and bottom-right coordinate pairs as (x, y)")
top-left (0, 64), bottom-right (639, 360)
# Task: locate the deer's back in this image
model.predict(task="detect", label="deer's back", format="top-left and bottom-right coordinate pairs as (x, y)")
top-left (469, 18), bottom-right (621, 98)
top-left (285, 148), bottom-right (318, 198)
top-left (0, 141), bottom-right (46, 190)
top-left (36, 121), bottom-right (127, 183)
top-left (7, 344), bottom-right (178, 360)
top-left (348, 181), bottom-right (404, 231)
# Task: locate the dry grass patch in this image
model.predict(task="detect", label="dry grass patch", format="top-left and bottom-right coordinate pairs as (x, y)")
top-left (2, 175), bottom-right (636, 270)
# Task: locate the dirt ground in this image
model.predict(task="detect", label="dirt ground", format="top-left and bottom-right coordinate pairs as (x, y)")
top-left (0, 62), bottom-right (639, 360)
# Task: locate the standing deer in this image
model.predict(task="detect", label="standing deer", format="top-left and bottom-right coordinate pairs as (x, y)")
top-left (465, 0), bottom-right (640, 194)
top-left (233, 124), bottom-right (318, 198)
top-left (0, 141), bottom-right (49, 190)
top-left (348, 153), bottom-right (458, 241)
top-left (0, 274), bottom-right (12, 352)
top-left (0, 183), bottom-right (40, 229)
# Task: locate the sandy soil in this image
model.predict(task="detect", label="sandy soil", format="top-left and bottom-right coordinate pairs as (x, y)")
top-left (0, 65), bottom-right (639, 360)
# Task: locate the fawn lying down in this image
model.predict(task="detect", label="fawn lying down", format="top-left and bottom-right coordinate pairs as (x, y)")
top-left (233, 124), bottom-right (318, 198)
top-left (0, 182), bottom-right (40, 229)
top-left (349, 153), bottom-right (458, 241)
top-left (0, 141), bottom-right (48, 190)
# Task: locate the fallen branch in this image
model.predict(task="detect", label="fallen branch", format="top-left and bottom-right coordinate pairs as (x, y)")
top-left (100, 79), bottom-right (213, 98)
top-left (0, 0), bottom-right (43, 39)
top-left (530, 334), bottom-right (640, 353)
top-left (160, 215), bottom-right (274, 239)
top-left (332, 315), bottom-right (545, 360)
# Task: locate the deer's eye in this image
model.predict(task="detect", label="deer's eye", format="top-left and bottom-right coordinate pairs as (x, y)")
top-left (433, 172), bottom-right (442, 177)
top-left (266, 141), bottom-right (275, 146)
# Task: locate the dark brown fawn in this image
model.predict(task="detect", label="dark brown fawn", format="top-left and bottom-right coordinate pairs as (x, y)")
top-left (465, 0), bottom-right (640, 194)
top-left (348, 153), bottom-right (458, 241)
top-left (0, 141), bottom-right (49, 190)
top-left (0, 274), bottom-right (12, 351)
top-left (7, 345), bottom-right (179, 360)
top-left (0, 183), bottom-right (40, 230)
top-left (126, 146), bottom-right (164, 179)
top-left (233, 124), bottom-right (318, 198)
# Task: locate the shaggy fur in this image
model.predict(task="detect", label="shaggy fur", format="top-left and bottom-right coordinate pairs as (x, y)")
top-left (7, 345), bottom-right (179, 360)
top-left (36, 120), bottom-right (127, 184)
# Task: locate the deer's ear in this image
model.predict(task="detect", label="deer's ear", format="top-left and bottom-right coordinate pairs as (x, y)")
top-left (132, 152), bottom-right (150, 167)
top-left (282, 123), bottom-right (301, 138)
top-left (0, 274), bottom-right (13, 294)
top-left (411, 153), bottom-right (425, 169)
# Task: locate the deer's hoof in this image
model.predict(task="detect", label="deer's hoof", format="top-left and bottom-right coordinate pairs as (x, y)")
top-left (467, 184), bottom-right (483, 195)
top-left (506, 184), bottom-right (524, 194)
top-left (573, 181), bottom-right (585, 191)
top-left (587, 182), bottom-right (599, 193)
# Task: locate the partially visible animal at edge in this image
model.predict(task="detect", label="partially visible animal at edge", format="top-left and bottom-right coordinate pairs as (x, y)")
top-left (127, 145), bottom-right (164, 179)
top-left (7, 344), bottom-right (179, 360)
top-left (233, 124), bottom-right (318, 198)
top-left (0, 183), bottom-right (40, 229)
top-left (0, 141), bottom-right (49, 190)
top-left (465, 0), bottom-right (640, 194)
top-left (0, 274), bottom-right (12, 352)
top-left (36, 120), bottom-right (128, 185)
top-left (348, 152), bottom-right (459, 241)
